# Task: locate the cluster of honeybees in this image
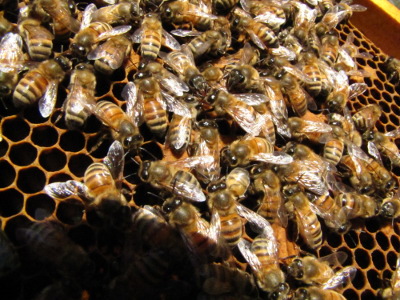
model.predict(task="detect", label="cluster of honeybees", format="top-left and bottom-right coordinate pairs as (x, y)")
top-left (1, 0), bottom-right (400, 299)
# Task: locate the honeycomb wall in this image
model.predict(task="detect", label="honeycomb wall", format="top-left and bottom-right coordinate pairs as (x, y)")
top-left (0, 1), bottom-right (400, 299)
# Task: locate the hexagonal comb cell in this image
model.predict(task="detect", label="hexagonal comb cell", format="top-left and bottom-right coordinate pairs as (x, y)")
top-left (0, 1), bottom-right (399, 299)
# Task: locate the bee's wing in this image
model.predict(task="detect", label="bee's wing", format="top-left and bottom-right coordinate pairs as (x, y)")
top-left (81, 3), bottom-right (97, 29)
top-left (247, 29), bottom-right (267, 50)
top-left (0, 33), bottom-right (24, 72)
top-left (169, 155), bottom-right (214, 169)
top-left (234, 93), bottom-right (269, 106)
top-left (122, 82), bottom-right (143, 127)
top-left (322, 266), bottom-right (357, 290)
top-left (237, 203), bottom-right (275, 237)
top-left (300, 120), bottom-right (333, 133)
top-left (170, 29), bottom-right (201, 37)
top-left (254, 12), bottom-right (286, 27)
top-left (65, 85), bottom-right (96, 114)
top-left (155, 71), bottom-right (189, 97)
top-left (224, 106), bottom-right (262, 136)
top-left (39, 82), bottom-right (58, 118)
top-left (270, 46), bottom-right (297, 61)
top-left (348, 83), bottom-right (367, 99)
top-left (45, 180), bottom-right (87, 199)
top-left (22, 24), bottom-right (55, 40)
top-left (162, 29), bottom-right (181, 51)
top-left (317, 251), bottom-right (348, 267)
top-left (104, 141), bottom-right (125, 184)
top-left (251, 152), bottom-right (294, 164)
top-left (283, 65), bottom-right (313, 84)
top-left (367, 141), bottom-right (383, 164)
top-left (131, 27), bottom-right (143, 43)
top-left (392, 255), bottom-right (400, 289)
top-left (385, 127), bottom-right (400, 139)
top-left (185, 6), bottom-right (218, 19)
top-left (165, 114), bottom-right (192, 151)
top-left (160, 91), bottom-right (191, 116)
top-left (351, 4), bottom-right (367, 12)
top-left (237, 238), bottom-right (262, 273)
top-left (96, 25), bottom-right (132, 42)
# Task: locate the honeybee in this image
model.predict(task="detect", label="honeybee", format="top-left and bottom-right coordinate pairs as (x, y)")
top-left (315, 1), bottom-right (367, 37)
top-left (62, 63), bottom-right (96, 130)
top-left (160, 45), bottom-right (210, 96)
top-left (288, 117), bottom-right (332, 143)
top-left (207, 180), bottom-right (244, 248)
top-left (45, 141), bottom-right (130, 218)
top-left (364, 129), bottom-right (400, 168)
top-left (88, 34), bottom-right (132, 74)
top-left (196, 262), bottom-right (258, 297)
top-left (191, 119), bottom-right (221, 184)
top-left (0, 33), bottom-right (24, 98)
top-left (70, 3), bottom-right (131, 58)
top-left (293, 287), bottom-right (346, 300)
top-left (335, 192), bottom-right (378, 219)
top-left (18, 17), bottom-right (54, 61)
top-left (36, 0), bottom-right (80, 38)
top-left (283, 184), bottom-right (323, 250)
top-left (131, 12), bottom-right (181, 61)
top-left (288, 253), bottom-right (355, 285)
top-left (380, 254), bottom-right (400, 300)
top-left (319, 31), bottom-right (339, 67)
top-left (172, 29), bottom-right (230, 60)
top-left (380, 189), bottom-right (400, 220)
top-left (163, 197), bottom-right (228, 260)
top-left (348, 142), bottom-right (396, 194)
top-left (221, 136), bottom-right (292, 168)
top-left (240, 0), bottom-right (287, 32)
top-left (132, 205), bottom-right (181, 252)
top-left (207, 89), bottom-right (271, 138)
top-left (385, 56), bottom-right (400, 85)
top-left (250, 163), bottom-right (287, 227)
top-left (238, 226), bottom-right (286, 294)
top-left (90, 2), bottom-right (140, 26)
top-left (231, 7), bottom-right (278, 50)
top-left (161, 0), bottom-right (217, 31)
top-left (226, 64), bottom-right (264, 94)
top-left (329, 109), bottom-right (362, 147)
top-left (138, 156), bottom-right (211, 202)
top-left (291, 1), bottom-right (318, 42)
top-left (334, 32), bottom-right (373, 75)
top-left (13, 55), bottom-right (71, 118)
top-left (18, 221), bottom-right (92, 279)
top-left (319, 125), bottom-right (346, 166)
top-left (325, 69), bottom-right (367, 113)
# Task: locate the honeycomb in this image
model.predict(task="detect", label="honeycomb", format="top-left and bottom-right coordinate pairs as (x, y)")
top-left (0, 1), bottom-right (400, 299)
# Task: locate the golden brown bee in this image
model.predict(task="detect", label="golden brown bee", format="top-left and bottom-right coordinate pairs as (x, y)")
top-left (280, 73), bottom-right (313, 117)
top-left (0, 11), bottom-right (12, 37)
top-left (196, 262), bottom-right (258, 297)
top-left (90, 2), bottom-right (139, 26)
top-left (88, 34), bottom-right (132, 74)
top-left (91, 100), bottom-right (143, 151)
top-left (348, 143), bottom-right (396, 194)
top-left (240, 0), bottom-right (286, 32)
top-left (380, 189), bottom-right (400, 220)
top-left (320, 125), bottom-right (346, 166)
top-left (288, 117), bottom-right (332, 144)
top-left (0, 33), bottom-right (24, 98)
top-left (293, 287), bottom-right (346, 300)
top-left (13, 55), bottom-right (71, 118)
top-left (131, 12), bottom-right (181, 61)
top-left (163, 197), bottom-right (228, 260)
top-left (221, 136), bottom-right (291, 168)
top-left (329, 111), bottom-right (362, 147)
top-left (161, 46), bottom-right (210, 96)
top-left (231, 7), bottom-right (278, 50)
top-left (138, 157), bottom-right (208, 203)
top-left (225, 167), bottom-right (251, 199)
top-left (320, 31), bottom-right (339, 66)
top-left (291, 1), bottom-right (318, 42)
top-left (288, 253), bottom-right (354, 285)
top-left (335, 192), bottom-right (379, 219)
top-left (385, 56), bottom-right (400, 85)
top-left (46, 141), bottom-right (129, 217)
top-left (36, 0), bottom-right (80, 38)
top-left (299, 51), bottom-right (331, 97)
top-left (19, 221), bottom-right (92, 280)
top-left (380, 254), bottom-right (400, 300)
top-left (226, 64), bottom-right (264, 93)
top-left (63, 63), bottom-right (96, 130)
top-left (238, 227), bottom-right (287, 294)
top-left (161, 0), bottom-right (216, 31)
top-left (283, 184), bottom-right (323, 250)
top-left (191, 119), bottom-right (221, 184)
top-left (207, 89), bottom-right (271, 139)
top-left (135, 76), bottom-right (169, 138)
top-left (18, 18), bottom-right (54, 61)
top-left (364, 129), bottom-right (400, 167)
top-left (207, 180), bottom-right (244, 248)
top-left (250, 163), bottom-right (287, 227)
